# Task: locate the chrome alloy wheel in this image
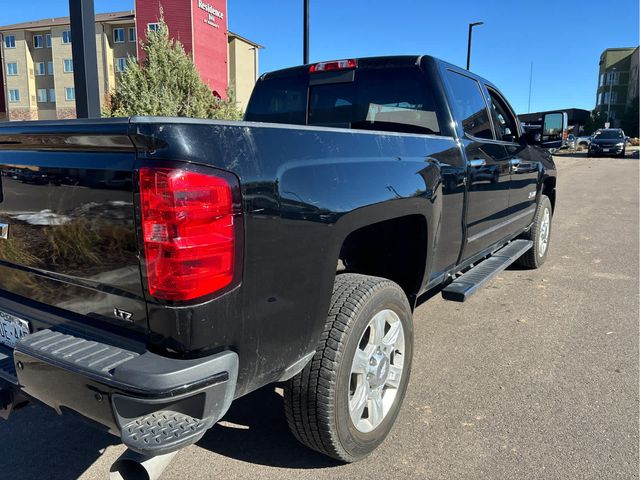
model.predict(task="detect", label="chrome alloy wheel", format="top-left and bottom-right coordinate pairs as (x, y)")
top-left (349, 309), bottom-right (405, 433)
top-left (539, 207), bottom-right (551, 257)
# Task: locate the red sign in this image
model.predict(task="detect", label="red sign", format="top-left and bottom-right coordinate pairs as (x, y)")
top-left (135, 0), bottom-right (229, 98)
top-left (192, 0), bottom-right (229, 97)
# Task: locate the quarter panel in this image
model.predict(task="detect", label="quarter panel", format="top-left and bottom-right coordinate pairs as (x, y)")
top-left (131, 120), bottom-right (463, 395)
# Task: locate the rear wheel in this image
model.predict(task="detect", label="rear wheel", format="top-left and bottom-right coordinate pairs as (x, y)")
top-left (517, 195), bottom-right (552, 269)
top-left (283, 274), bottom-right (414, 462)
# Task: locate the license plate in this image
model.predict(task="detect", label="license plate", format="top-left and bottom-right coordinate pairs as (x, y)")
top-left (0, 311), bottom-right (31, 348)
top-left (603, 148), bottom-right (610, 152)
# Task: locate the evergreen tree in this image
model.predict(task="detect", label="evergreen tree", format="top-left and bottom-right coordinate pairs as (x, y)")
top-left (583, 109), bottom-right (607, 135)
top-left (105, 16), bottom-right (242, 120)
top-left (621, 97), bottom-right (639, 137)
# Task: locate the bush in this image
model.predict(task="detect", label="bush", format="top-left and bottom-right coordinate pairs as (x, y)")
top-left (104, 14), bottom-right (242, 120)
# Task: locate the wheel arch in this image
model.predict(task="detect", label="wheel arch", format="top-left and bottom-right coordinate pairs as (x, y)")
top-left (542, 175), bottom-right (556, 212)
top-left (335, 209), bottom-right (431, 307)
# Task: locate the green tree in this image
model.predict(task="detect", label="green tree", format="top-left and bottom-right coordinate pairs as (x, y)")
top-left (583, 109), bottom-right (607, 135)
top-left (104, 17), bottom-right (242, 120)
top-left (621, 97), bottom-right (639, 137)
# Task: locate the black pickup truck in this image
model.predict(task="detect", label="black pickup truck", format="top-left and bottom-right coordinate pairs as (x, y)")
top-left (0, 56), bottom-right (557, 471)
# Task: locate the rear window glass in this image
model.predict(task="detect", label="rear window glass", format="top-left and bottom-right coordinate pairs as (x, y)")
top-left (245, 73), bottom-right (307, 125)
top-left (246, 67), bottom-right (442, 136)
top-left (308, 68), bottom-right (441, 135)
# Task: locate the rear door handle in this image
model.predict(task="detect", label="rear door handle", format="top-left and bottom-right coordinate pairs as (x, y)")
top-left (468, 159), bottom-right (486, 168)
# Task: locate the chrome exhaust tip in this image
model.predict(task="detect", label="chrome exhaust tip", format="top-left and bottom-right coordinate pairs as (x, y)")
top-left (110, 449), bottom-right (178, 480)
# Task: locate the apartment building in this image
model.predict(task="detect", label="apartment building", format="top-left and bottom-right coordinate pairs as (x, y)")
top-left (0, 3), bottom-right (261, 121)
top-left (595, 47), bottom-right (639, 127)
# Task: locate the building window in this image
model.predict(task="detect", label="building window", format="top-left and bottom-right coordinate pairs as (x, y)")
top-left (62, 30), bottom-right (72, 44)
top-left (606, 71), bottom-right (620, 86)
top-left (147, 23), bottom-right (160, 32)
top-left (34, 62), bottom-right (45, 76)
top-left (45, 33), bottom-right (51, 48)
top-left (63, 59), bottom-right (74, 73)
top-left (6, 62), bottom-right (18, 76)
top-left (47, 61), bottom-right (54, 75)
top-left (128, 27), bottom-right (136, 42)
top-left (9, 89), bottom-right (20, 103)
top-left (65, 87), bottom-right (75, 101)
top-left (33, 34), bottom-right (43, 49)
top-left (37, 89), bottom-right (48, 103)
top-left (49, 88), bottom-right (56, 103)
top-left (5, 35), bottom-right (16, 48)
top-left (113, 28), bottom-right (125, 43)
top-left (603, 91), bottom-right (619, 105)
top-left (4, 35), bottom-right (16, 48)
top-left (115, 57), bottom-right (127, 73)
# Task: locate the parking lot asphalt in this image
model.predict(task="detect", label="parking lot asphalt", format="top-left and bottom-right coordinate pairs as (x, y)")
top-left (0, 153), bottom-right (638, 480)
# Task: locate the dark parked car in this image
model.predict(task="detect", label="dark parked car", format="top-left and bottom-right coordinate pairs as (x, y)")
top-left (0, 55), bottom-right (558, 478)
top-left (19, 170), bottom-right (50, 185)
top-left (588, 128), bottom-right (628, 157)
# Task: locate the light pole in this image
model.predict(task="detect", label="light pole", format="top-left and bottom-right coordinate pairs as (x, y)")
top-left (466, 22), bottom-right (483, 70)
top-left (606, 67), bottom-right (617, 125)
top-left (303, 0), bottom-right (309, 64)
top-left (68, 0), bottom-right (100, 118)
top-left (528, 61), bottom-right (533, 113)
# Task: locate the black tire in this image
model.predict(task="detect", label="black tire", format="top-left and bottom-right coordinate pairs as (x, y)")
top-left (619, 148), bottom-right (626, 158)
top-left (517, 195), bottom-right (553, 269)
top-left (283, 273), bottom-right (414, 463)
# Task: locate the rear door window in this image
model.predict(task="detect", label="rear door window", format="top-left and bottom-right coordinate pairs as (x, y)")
top-left (444, 70), bottom-right (494, 140)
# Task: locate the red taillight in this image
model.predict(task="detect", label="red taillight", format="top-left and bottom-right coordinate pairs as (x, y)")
top-left (309, 59), bottom-right (357, 73)
top-left (139, 167), bottom-right (238, 301)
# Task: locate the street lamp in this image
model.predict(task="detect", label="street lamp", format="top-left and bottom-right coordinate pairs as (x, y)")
top-left (606, 67), bottom-right (617, 125)
top-left (466, 22), bottom-right (483, 71)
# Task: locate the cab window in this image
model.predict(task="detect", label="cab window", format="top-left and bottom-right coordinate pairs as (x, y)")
top-left (487, 88), bottom-right (519, 142)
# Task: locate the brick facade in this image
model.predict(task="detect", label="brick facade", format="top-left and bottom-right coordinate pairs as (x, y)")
top-left (8, 108), bottom-right (38, 121)
top-left (56, 107), bottom-right (77, 119)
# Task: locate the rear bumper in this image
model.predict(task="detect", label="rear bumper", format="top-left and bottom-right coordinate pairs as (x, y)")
top-left (1, 328), bottom-right (238, 456)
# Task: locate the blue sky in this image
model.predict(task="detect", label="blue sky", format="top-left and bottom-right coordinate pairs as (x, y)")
top-left (3, 0), bottom-right (638, 113)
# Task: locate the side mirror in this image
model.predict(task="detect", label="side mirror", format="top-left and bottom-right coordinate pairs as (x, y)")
top-left (626, 136), bottom-right (630, 143)
top-left (540, 112), bottom-right (568, 149)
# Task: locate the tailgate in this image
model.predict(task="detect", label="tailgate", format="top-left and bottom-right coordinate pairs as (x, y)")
top-left (0, 120), bottom-right (147, 333)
